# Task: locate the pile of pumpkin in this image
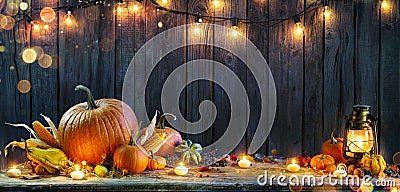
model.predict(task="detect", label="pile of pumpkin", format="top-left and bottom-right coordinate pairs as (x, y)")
top-left (301, 131), bottom-right (387, 177)
top-left (4, 85), bottom-right (183, 177)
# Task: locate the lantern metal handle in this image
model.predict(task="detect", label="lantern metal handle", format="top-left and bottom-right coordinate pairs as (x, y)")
top-left (367, 114), bottom-right (378, 155)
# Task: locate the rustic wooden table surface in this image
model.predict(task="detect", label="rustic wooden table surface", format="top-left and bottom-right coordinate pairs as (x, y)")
top-left (0, 163), bottom-right (398, 191)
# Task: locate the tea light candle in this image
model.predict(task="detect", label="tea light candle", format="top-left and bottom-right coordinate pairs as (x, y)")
top-left (238, 156), bottom-right (251, 168)
top-left (6, 166), bottom-right (21, 178)
top-left (71, 165), bottom-right (84, 180)
top-left (174, 163), bottom-right (188, 176)
top-left (286, 159), bottom-right (300, 172)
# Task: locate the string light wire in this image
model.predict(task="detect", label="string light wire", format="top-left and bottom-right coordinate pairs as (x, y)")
top-left (13, 0), bottom-right (323, 28)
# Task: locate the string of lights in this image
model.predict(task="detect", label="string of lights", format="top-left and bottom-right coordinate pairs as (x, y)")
top-left (8, 0), bottom-right (327, 30)
top-left (4, 0), bottom-right (394, 36)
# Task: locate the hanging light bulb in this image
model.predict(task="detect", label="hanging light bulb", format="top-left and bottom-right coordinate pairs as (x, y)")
top-left (212, 0), bottom-right (221, 7)
top-left (231, 17), bottom-right (239, 36)
top-left (195, 15), bottom-right (203, 23)
top-left (64, 9), bottom-right (76, 27)
top-left (160, 0), bottom-right (168, 6)
top-left (293, 15), bottom-right (304, 37)
top-left (323, 0), bottom-right (331, 19)
top-left (132, 4), bottom-right (140, 12)
top-left (43, 24), bottom-right (50, 30)
top-left (231, 17), bottom-right (238, 30)
top-left (116, 0), bottom-right (125, 14)
top-left (380, 0), bottom-right (390, 12)
top-left (32, 23), bottom-right (41, 33)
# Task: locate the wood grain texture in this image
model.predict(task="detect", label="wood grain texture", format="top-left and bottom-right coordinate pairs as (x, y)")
top-left (379, 0), bottom-right (400, 162)
top-left (58, 0), bottom-right (115, 117)
top-left (0, 23), bottom-right (31, 168)
top-left (30, 0), bottom-right (59, 127)
top-left (1, 0), bottom-right (400, 169)
top-left (303, 1), bottom-right (324, 156)
top-left (246, 0), bottom-right (269, 155)
top-left (186, 0), bottom-right (214, 146)
top-left (354, 0), bottom-right (379, 115)
top-left (323, 0), bottom-right (355, 143)
top-left (268, 0), bottom-right (304, 157)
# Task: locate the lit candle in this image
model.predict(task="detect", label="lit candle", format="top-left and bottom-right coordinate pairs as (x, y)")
top-left (238, 156), bottom-right (251, 168)
top-left (70, 165), bottom-right (84, 180)
top-left (174, 163), bottom-right (188, 176)
top-left (6, 166), bottom-right (21, 178)
top-left (286, 159), bottom-right (300, 172)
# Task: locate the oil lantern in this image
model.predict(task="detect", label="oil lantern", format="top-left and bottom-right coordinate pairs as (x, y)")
top-left (343, 105), bottom-right (378, 160)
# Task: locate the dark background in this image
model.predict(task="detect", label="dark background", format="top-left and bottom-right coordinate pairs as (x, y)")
top-left (0, 0), bottom-right (399, 169)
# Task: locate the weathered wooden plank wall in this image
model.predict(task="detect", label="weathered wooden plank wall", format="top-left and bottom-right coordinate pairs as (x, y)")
top-left (0, 0), bottom-right (399, 169)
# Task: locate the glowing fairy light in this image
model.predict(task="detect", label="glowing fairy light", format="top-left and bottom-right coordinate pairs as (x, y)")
top-left (22, 48), bottom-right (37, 63)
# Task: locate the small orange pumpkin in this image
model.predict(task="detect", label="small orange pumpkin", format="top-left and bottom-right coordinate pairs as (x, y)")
top-left (310, 154), bottom-right (335, 170)
top-left (321, 131), bottom-right (346, 164)
top-left (153, 113), bottom-right (182, 156)
top-left (113, 143), bottom-right (148, 174)
top-left (325, 164), bottom-right (337, 173)
top-left (147, 151), bottom-right (166, 171)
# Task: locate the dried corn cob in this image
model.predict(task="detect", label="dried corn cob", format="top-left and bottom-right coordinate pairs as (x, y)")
top-left (4, 138), bottom-right (52, 157)
top-left (142, 132), bottom-right (173, 153)
top-left (32, 121), bottom-right (60, 148)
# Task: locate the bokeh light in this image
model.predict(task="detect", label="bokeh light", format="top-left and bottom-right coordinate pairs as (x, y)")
top-left (21, 48), bottom-right (37, 64)
top-left (0, 14), bottom-right (7, 29)
top-left (5, 2), bottom-right (19, 16)
top-left (17, 80), bottom-right (31, 93)
top-left (0, 45), bottom-right (5, 52)
top-left (38, 54), bottom-right (52, 68)
top-left (32, 46), bottom-right (44, 60)
top-left (85, 6), bottom-right (100, 21)
top-left (2, 16), bottom-right (15, 30)
top-left (99, 38), bottom-right (114, 52)
top-left (40, 7), bottom-right (56, 22)
top-left (157, 21), bottom-right (163, 28)
top-left (19, 2), bottom-right (28, 11)
top-left (50, 55), bottom-right (61, 69)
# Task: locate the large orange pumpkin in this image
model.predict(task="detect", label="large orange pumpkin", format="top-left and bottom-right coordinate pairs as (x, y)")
top-left (321, 131), bottom-right (346, 164)
top-left (113, 144), bottom-right (148, 174)
top-left (153, 113), bottom-right (182, 156)
top-left (58, 85), bottom-right (138, 164)
top-left (310, 154), bottom-right (335, 170)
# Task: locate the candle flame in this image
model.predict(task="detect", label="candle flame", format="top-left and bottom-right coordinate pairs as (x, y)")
top-left (291, 159), bottom-right (296, 164)
top-left (75, 165), bottom-right (80, 171)
top-left (12, 165), bottom-right (17, 169)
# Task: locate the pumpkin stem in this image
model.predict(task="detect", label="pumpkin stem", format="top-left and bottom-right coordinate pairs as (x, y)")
top-left (330, 130), bottom-right (338, 144)
top-left (156, 113), bottom-right (177, 129)
top-left (75, 85), bottom-right (98, 110)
